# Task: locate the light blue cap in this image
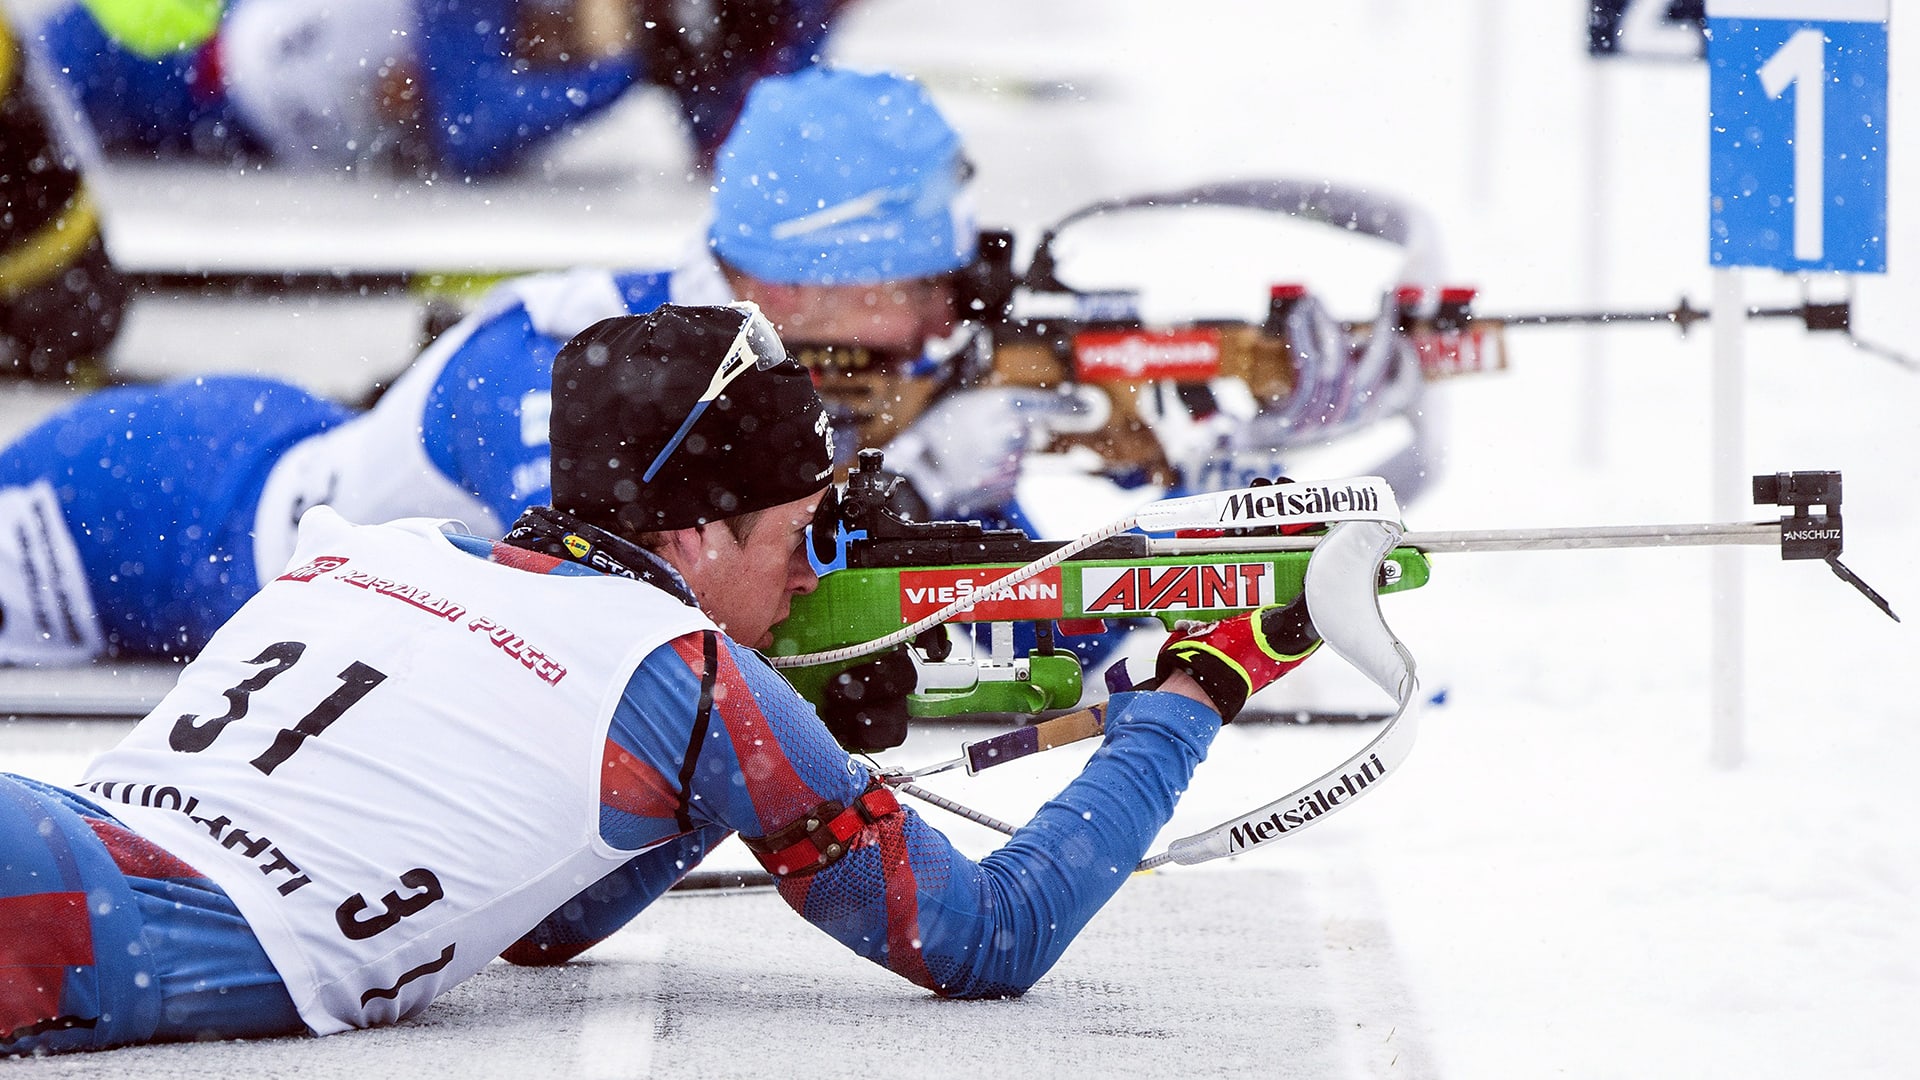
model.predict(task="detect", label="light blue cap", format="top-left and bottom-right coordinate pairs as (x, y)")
top-left (708, 68), bottom-right (976, 286)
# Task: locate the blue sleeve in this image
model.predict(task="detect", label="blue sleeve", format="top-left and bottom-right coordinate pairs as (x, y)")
top-left (683, 641), bottom-right (1220, 999)
top-left (34, 4), bottom-right (248, 154)
top-left (415, 0), bottom-right (637, 176)
top-left (506, 627), bottom-right (1220, 995)
top-left (418, 270), bottom-right (680, 524)
top-left (419, 306), bottom-right (559, 524)
top-left (612, 270), bottom-right (677, 312)
top-left (499, 825), bottom-right (730, 965)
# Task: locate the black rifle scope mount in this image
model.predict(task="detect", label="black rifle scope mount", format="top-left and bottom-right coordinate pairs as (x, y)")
top-left (1753, 470), bottom-right (1898, 621)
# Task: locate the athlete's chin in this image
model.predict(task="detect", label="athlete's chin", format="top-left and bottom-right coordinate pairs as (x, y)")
top-left (746, 619), bottom-right (781, 650)
top-left (749, 604), bottom-right (792, 650)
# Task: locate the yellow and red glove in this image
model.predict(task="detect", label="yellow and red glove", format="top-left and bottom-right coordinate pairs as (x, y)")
top-left (1154, 595), bottom-right (1321, 722)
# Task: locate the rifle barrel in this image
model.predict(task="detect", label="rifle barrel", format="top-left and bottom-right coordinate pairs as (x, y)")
top-left (1482, 308), bottom-right (1687, 327)
top-left (1151, 521), bottom-right (1780, 556)
top-left (1476, 302), bottom-right (1829, 329)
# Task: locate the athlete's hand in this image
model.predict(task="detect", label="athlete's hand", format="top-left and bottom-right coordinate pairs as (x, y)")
top-left (882, 388), bottom-right (1082, 520)
top-left (1154, 595), bottom-right (1321, 722)
top-left (1136, 378), bottom-right (1257, 488)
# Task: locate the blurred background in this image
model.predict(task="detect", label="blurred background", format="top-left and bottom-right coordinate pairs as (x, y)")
top-left (5, 1), bottom-right (1914, 404)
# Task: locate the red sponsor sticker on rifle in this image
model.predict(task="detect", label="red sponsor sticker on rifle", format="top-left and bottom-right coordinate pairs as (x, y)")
top-left (1080, 562), bottom-right (1276, 615)
top-left (1072, 328), bottom-right (1223, 383)
top-left (899, 567), bottom-right (1066, 622)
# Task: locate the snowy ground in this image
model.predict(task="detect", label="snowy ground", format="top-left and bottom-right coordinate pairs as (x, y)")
top-left (4, 1), bottom-right (1918, 1077)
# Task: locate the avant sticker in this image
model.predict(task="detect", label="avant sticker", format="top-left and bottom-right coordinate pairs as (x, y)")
top-left (1080, 563), bottom-right (1276, 615)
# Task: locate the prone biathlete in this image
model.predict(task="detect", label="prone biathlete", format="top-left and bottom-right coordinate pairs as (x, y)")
top-left (0, 304), bottom-right (1326, 1053)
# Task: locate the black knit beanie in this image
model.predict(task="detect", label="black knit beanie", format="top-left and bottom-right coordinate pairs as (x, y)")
top-left (550, 304), bottom-right (833, 533)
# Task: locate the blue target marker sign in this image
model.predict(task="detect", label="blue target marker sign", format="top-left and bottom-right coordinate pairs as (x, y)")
top-left (1707, 0), bottom-right (1889, 273)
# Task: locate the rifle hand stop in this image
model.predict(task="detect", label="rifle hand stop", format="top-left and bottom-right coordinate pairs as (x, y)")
top-left (1753, 471), bottom-right (1899, 622)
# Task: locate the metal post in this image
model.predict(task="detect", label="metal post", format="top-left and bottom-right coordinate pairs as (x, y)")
top-left (1469, 0), bottom-right (1502, 209)
top-left (1580, 41), bottom-right (1613, 467)
top-left (1709, 269), bottom-right (1746, 768)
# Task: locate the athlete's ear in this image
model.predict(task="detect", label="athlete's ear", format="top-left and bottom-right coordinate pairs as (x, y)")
top-left (654, 526), bottom-right (712, 584)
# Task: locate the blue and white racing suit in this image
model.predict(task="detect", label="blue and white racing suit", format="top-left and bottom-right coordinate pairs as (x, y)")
top-left (28, 0), bottom-right (844, 175)
top-left (0, 255), bottom-right (730, 664)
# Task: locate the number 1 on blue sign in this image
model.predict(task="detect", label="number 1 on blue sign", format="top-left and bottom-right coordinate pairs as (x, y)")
top-left (1756, 28), bottom-right (1826, 261)
top-left (1706, 0), bottom-right (1889, 274)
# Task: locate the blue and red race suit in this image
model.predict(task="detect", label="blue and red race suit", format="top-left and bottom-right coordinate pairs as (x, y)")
top-left (499, 543), bottom-right (1217, 995)
top-left (0, 517), bottom-right (1224, 1052)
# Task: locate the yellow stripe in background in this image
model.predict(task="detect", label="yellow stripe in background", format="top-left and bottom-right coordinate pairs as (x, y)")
top-left (0, 189), bottom-right (102, 300)
top-left (1, 16), bottom-right (18, 94)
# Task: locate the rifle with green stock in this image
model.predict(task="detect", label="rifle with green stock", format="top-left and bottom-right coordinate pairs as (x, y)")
top-left (769, 451), bottom-right (1432, 726)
